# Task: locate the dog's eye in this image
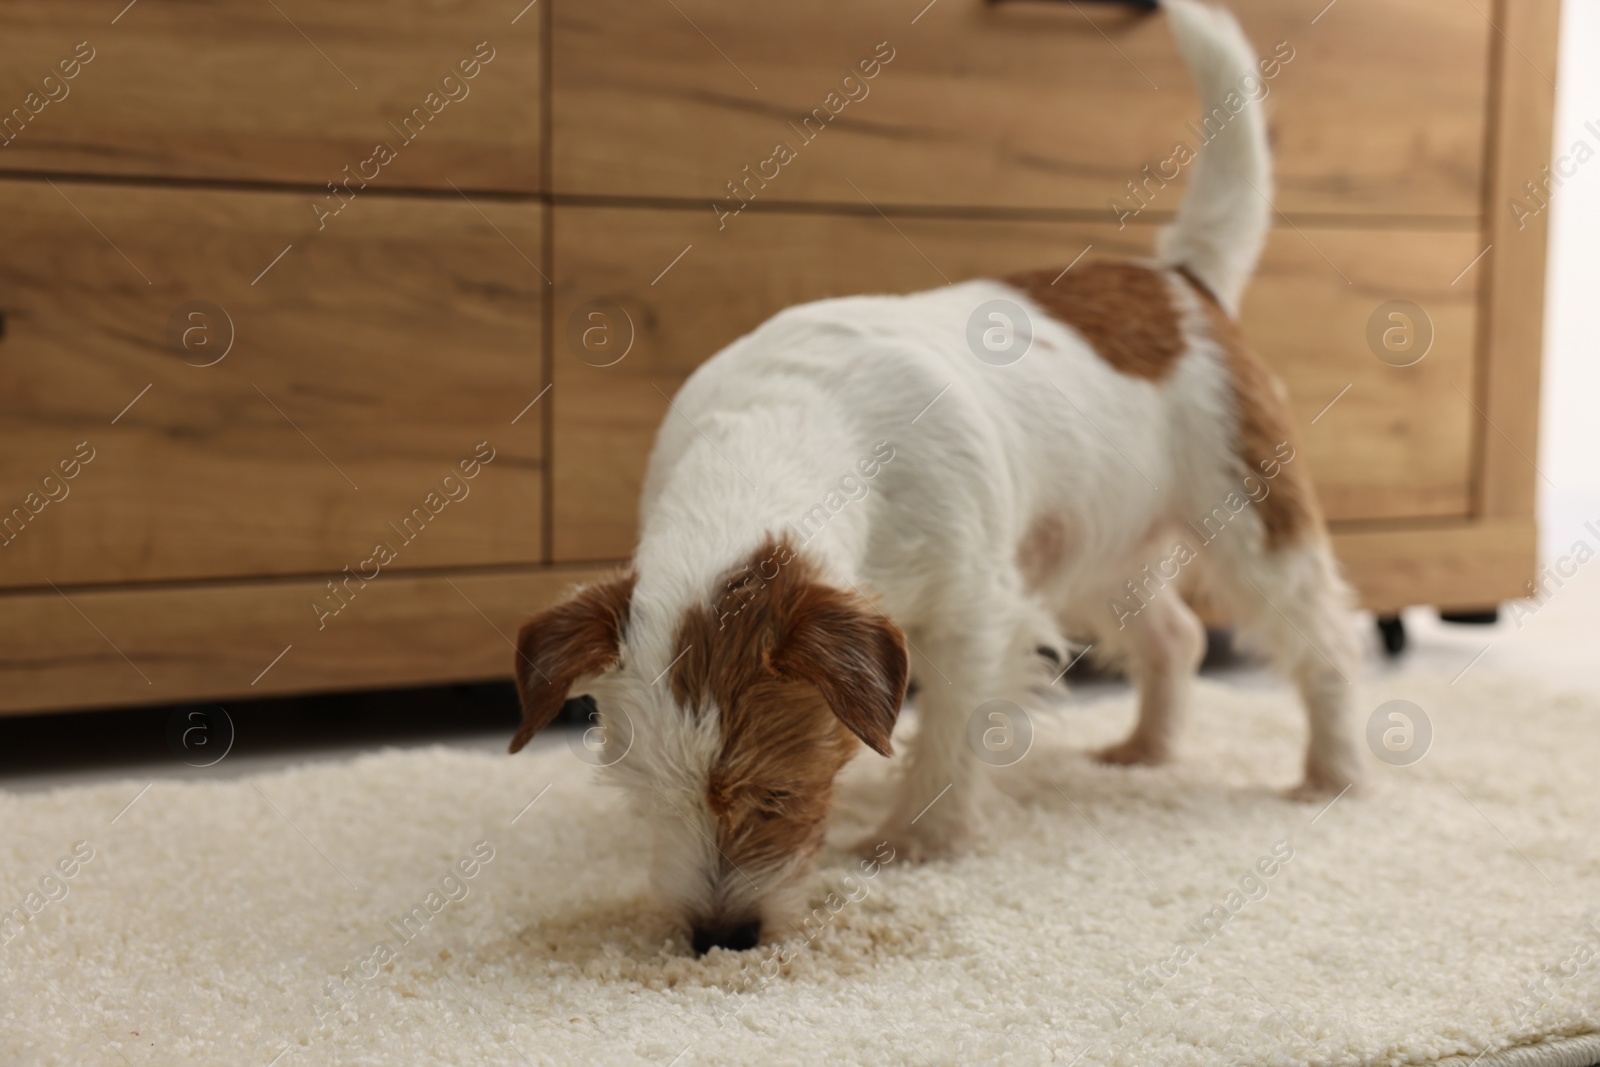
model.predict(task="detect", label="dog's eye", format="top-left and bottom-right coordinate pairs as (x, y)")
top-left (754, 790), bottom-right (793, 820)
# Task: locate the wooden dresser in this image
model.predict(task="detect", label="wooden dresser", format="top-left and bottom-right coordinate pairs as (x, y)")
top-left (0, 0), bottom-right (1559, 714)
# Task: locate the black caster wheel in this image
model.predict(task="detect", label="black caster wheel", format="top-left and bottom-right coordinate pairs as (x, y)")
top-left (1376, 614), bottom-right (1407, 657)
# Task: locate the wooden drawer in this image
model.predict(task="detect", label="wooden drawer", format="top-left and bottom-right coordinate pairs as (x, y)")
top-left (0, 181), bottom-right (546, 588)
top-left (0, 565), bottom-right (609, 715)
top-left (552, 0), bottom-right (1488, 217)
top-left (549, 205), bottom-right (1480, 562)
top-left (0, 3), bottom-right (540, 191)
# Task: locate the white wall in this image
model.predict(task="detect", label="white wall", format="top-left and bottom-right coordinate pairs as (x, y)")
top-left (1538, 0), bottom-right (1600, 558)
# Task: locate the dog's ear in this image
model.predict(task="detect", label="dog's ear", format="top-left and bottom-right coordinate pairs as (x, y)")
top-left (768, 582), bottom-right (909, 757)
top-left (509, 573), bottom-right (636, 754)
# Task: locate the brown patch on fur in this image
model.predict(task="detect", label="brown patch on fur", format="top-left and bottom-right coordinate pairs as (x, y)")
top-left (1005, 261), bottom-right (1186, 381)
top-left (1177, 268), bottom-right (1321, 549)
top-left (672, 537), bottom-right (908, 873)
top-left (508, 572), bottom-right (636, 753)
top-left (1017, 514), bottom-right (1068, 590)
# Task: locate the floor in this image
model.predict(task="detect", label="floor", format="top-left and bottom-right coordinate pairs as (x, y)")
top-left (4, 558), bottom-right (1597, 796)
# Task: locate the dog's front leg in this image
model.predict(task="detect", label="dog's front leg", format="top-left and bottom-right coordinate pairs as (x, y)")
top-left (868, 636), bottom-right (999, 862)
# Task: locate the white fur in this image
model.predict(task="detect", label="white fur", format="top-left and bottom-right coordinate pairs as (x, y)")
top-left (588, 0), bottom-right (1360, 933)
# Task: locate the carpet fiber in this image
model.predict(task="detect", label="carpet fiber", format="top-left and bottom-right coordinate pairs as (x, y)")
top-left (3, 671), bottom-right (1597, 1066)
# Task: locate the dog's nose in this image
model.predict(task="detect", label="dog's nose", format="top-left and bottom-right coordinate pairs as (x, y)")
top-left (691, 920), bottom-right (761, 956)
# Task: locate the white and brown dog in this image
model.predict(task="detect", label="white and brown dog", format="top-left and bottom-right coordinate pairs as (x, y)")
top-left (510, 0), bottom-right (1361, 955)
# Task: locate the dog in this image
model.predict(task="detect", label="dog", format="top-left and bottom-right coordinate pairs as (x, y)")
top-left (509, 0), bottom-right (1362, 956)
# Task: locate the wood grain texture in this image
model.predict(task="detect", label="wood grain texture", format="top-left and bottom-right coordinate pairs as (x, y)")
top-left (551, 0), bottom-right (1489, 217)
top-left (0, 181), bottom-right (547, 588)
top-left (1237, 226), bottom-right (1481, 524)
top-left (0, 2), bottom-right (539, 191)
top-left (0, 565), bottom-right (612, 715)
top-left (1331, 517), bottom-right (1537, 616)
top-left (1476, 0), bottom-right (1561, 520)
top-left (549, 204), bottom-right (1480, 562)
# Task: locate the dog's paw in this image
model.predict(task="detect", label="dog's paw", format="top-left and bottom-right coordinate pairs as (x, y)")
top-left (1288, 748), bottom-right (1365, 802)
top-left (1094, 737), bottom-right (1171, 767)
top-left (860, 816), bottom-right (970, 865)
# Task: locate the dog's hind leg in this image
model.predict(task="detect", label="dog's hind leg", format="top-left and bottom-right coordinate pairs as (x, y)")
top-left (1209, 535), bottom-right (1364, 798)
top-left (1093, 590), bottom-right (1206, 766)
top-left (1169, 269), bottom-right (1363, 797)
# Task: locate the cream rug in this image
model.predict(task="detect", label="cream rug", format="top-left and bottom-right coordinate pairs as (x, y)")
top-left (2, 671), bottom-right (1597, 1067)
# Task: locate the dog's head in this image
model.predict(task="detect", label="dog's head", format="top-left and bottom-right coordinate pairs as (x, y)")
top-left (508, 537), bottom-right (908, 955)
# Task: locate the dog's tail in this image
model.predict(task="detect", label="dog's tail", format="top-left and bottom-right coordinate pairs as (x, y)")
top-left (1156, 0), bottom-right (1272, 315)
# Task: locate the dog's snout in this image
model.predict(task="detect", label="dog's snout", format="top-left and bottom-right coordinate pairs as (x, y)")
top-left (691, 920), bottom-right (761, 956)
